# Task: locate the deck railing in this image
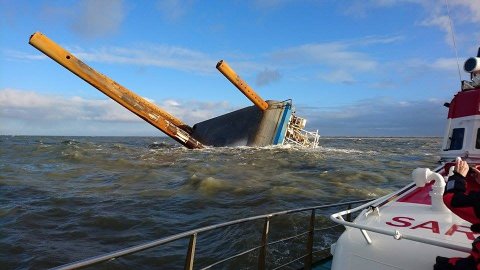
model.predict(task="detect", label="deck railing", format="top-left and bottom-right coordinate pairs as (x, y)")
top-left (51, 199), bottom-right (373, 270)
top-left (284, 128), bottom-right (320, 149)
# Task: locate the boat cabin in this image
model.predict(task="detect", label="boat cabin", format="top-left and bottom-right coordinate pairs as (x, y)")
top-left (442, 50), bottom-right (480, 160)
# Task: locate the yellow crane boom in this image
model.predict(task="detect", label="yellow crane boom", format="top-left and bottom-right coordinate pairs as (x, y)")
top-left (29, 32), bottom-right (203, 149)
top-left (216, 60), bottom-right (269, 111)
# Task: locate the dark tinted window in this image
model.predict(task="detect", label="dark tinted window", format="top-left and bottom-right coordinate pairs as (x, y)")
top-left (449, 128), bottom-right (464, 150)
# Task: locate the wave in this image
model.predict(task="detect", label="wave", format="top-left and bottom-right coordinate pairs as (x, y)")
top-left (1, 135), bottom-right (442, 269)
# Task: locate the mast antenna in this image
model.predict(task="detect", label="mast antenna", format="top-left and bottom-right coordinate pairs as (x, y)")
top-left (445, 0), bottom-right (462, 82)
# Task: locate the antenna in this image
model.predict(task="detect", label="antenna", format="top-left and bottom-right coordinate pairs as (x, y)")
top-left (444, 0), bottom-right (462, 83)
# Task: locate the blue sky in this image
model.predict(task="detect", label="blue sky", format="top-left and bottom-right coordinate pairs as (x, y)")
top-left (1, 0), bottom-right (479, 137)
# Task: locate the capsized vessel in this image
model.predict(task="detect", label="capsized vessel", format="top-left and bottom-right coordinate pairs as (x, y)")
top-left (29, 32), bottom-right (319, 149)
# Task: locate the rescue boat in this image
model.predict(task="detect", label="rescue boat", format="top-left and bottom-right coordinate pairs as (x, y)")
top-left (329, 49), bottom-right (480, 269)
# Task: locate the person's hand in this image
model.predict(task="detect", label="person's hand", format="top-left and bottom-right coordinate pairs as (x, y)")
top-left (455, 159), bottom-right (469, 177)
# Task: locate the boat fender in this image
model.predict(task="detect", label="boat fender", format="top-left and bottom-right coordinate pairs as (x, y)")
top-left (412, 168), bottom-right (445, 188)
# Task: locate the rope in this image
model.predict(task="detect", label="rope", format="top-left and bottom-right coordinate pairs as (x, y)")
top-left (444, 0), bottom-right (463, 82)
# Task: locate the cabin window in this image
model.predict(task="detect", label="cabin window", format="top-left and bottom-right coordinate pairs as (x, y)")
top-left (449, 128), bottom-right (464, 150)
top-left (476, 128), bottom-right (480, 149)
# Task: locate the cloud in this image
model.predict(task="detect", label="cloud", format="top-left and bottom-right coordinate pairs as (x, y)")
top-left (419, 0), bottom-right (480, 47)
top-left (156, 0), bottom-right (195, 22)
top-left (155, 99), bottom-right (233, 124)
top-left (0, 89), bottom-right (233, 136)
top-left (255, 68), bottom-right (282, 86)
top-left (387, 57), bottom-right (463, 83)
top-left (299, 97), bottom-right (446, 136)
top-left (0, 88), bottom-right (138, 122)
top-left (207, 36), bottom-right (400, 86)
top-left (350, 35), bottom-right (405, 46)
top-left (15, 36), bottom-right (392, 81)
top-left (343, 0), bottom-right (398, 18)
top-left (0, 89), bottom-right (448, 137)
top-left (0, 1), bottom-right (125, 39)
top-left (11, 43), bottom-right (217, 74)
top-left (446, 0), bottom-right (480, 22)
top-left (429, 57), bottom-right (462, 72)
top-left (11, 31), bottom-right (452, 90)
top-left (270, 42), bottom-right (377, 72)
top-left (75, 44), bottom-right (216, 73)
top-left (346, 0), bottom-right (480, 47)
top-left (10, 28), bottom-right (402, 86)
top-left (318, 70), bottom-right (356, 85)
top-left (71, 0), bottom-right (126, 38)
top-left (2, 50), bottom-right (47, 61)
top-left (419, 13), bottom-right (456, 47)
top-left (265, 37), bottom-right (403, 84)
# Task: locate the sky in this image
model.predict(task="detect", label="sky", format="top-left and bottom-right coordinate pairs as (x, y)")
top-left (1, 0), bottom-right (480, 137)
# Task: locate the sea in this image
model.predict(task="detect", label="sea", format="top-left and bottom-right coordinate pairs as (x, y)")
top-left (0, 136), bottom-right (443, 269)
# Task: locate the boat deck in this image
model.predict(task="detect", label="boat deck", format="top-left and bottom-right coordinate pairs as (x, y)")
top-left (330, 170), bottom-right (477, 270)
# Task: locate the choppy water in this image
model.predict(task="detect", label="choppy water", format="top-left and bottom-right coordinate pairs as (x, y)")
top-left (0, 136), bottom-right (442, 269)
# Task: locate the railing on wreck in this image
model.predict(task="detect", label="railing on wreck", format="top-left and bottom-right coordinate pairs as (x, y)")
top-left (284, 128), bottom-right (320, 149)
top-left (50, 199), bottom-right (373, 270)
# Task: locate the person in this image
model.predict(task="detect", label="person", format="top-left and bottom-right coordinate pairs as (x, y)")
top-left (434, 158), bottom-right (480, 270)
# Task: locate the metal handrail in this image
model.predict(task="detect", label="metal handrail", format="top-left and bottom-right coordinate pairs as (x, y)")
top-left (330, 164), bottom-right (471, 254)
top-left (330, 199), bottom-right (471, 253)
top-left (51, 199), bottom-right (373, 270)
top-left (200, 245), bottom-right (258, 270)
top-left (284, 128), bottom-right (320, 149)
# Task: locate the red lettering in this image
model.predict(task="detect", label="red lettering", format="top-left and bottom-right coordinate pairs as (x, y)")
top-left (411, 221), bottom-right (440, 234)
top-left (445, 224), bottom-right (476, 241)
top-left (386, 216), bottom-right (414, 227)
